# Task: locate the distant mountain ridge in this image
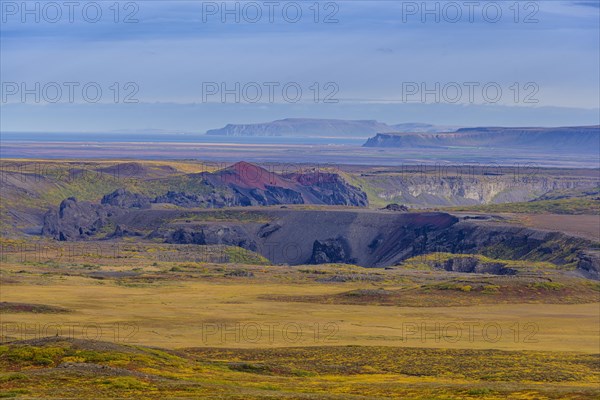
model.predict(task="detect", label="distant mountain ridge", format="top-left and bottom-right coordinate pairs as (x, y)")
top-left (363, 125), bottom-right (600, 153)
top-left (205, 118), bottom-right (456, 137)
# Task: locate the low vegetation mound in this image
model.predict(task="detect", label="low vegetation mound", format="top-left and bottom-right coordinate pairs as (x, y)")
top-left (0, 302), bottom-right (69, 314)
top-left (1, 338), bottom-right (597, 399)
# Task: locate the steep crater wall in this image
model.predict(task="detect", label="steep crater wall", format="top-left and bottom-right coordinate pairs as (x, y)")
top-left (42, 201), bottom-right (597, 275)
top-left (359, 174), bottom-right (599, 206)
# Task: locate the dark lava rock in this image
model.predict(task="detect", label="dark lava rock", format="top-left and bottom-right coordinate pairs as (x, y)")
top-left (368, 235), bottom-right (384, 252)
top-left (287, 172), bottom-right (368, 207)
top-left (101, 189), bottom-right (151, 209)
top-left (257, 223), bottom-right (282, 238)
top-left (166, 228), bottom-right (206, 245)
top-left (154, 186), bottom-right (304, 208)
top-left (229, 186), bottom-right (305, 207)
top-left (577, 251), bottom-right (600, 280)
top-left (254, 185), bottom-right (305, 205)
top-left (382, 203), bottom-right (409, 212)
top-left (166, 226), bottom-right (257, 251)
top-left (422, 222), bottom-right (586, 266)
top-left (310, 238), bottom-right (356, 264)
top-left (42, 197), bottom-right (117, 241)
top-left (225, 269), bottom-right (255, 277)
top-left (105, 224), bottom-right (143, 239)
top-left (317, 274), bottom-right (384, 283)
top-left (154, 191), bottom-right (215, 208)
top-left (89, 271), bottom-right (139, 280)
top-left (0, 302), bottom-right (69, 313)
top-left (434, 256), bottom-right (517, 275)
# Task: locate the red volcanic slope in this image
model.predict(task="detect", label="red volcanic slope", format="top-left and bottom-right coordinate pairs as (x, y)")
top-left (210, 162), bottom-right (297, 190)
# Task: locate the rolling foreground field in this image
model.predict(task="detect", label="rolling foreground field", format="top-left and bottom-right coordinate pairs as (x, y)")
top-left (1, 249), bottom-right (599, 399)
top-left (0, 159), bottom-right (599, 399)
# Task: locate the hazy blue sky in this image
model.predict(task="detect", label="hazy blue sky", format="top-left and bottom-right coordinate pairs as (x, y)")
top-left (1, 0), bottom-right (599, 132)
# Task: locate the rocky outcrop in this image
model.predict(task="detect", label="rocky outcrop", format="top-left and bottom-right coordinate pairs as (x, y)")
top-left (422, 223), bottom-right (581, 266)
top-left (230, 185), bottom-right (305, 207)
top-left (101, 189), bottom-right (151, 209)
top-left (310, 238), bottom-right (355, 265)
top-left (153, 191), bottom-right (226, 208)
top-left (257, 223), bottom-right (282, 238)
top-left (433, 256), bottom-right (517, 275)
top-left (576, 251), bottom-right (600, 280)
top-left (106, 224), bottom-right (143, 239)
top-left (42, 197), bottom-right (117, 241)
top-left (382, 204), bottom-right (409, 212)
top-left (286, 172), bottom-right (368, 207)
top-left (166, 226), bottom-right (257, 250)
top-left (166, 228), bottom-right (206, 245)
top-left (154, 187), bottom-right (305, 208)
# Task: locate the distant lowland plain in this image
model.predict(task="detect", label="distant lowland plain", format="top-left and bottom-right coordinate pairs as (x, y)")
top-left (2, 118), bottom-right (599, 168)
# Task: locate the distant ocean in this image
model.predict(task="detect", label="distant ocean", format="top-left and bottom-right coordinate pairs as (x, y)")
top-left (0, 132), bottom-right (366, 146)
top-left (2, 131), bottom-right (597, 168)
